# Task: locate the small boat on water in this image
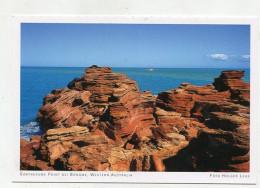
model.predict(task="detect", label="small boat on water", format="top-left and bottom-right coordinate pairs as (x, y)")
top-left (148, 68), bottom-right (154, 71)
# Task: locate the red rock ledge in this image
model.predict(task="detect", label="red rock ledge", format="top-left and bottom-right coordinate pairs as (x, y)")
top-left (20, 65), bottom-right (250, 172)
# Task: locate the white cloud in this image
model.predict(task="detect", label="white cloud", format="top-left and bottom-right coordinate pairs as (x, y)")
top-left (207, 54), bottom-right (229, 61)
top-left (207, 54), bottom-right (250, 62)
top-left (240, 55), bottom-right (250, 61)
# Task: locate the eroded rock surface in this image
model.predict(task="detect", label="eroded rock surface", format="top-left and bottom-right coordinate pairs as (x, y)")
top-left (21, 66), bottom-right (250, 172)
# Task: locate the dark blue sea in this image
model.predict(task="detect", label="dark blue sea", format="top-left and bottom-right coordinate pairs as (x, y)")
top-left (21, 67), bottom-right (250, 140)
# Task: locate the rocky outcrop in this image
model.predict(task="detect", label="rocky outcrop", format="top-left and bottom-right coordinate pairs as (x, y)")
top-left (20, 135), bottom-right (54, 170)
top-left (21, 67), bottom-right (250, 172)
top-left (213, 70), bottom-right (250, 105)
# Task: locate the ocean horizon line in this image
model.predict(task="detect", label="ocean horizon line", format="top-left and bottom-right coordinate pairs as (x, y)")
top-left (21, 66), bottom-right (250, 69)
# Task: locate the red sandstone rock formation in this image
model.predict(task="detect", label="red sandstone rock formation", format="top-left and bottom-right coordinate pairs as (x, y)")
top-left (157, 70), bottom-right (250, 172)
top-left (20, 67), bottom-right (250, 172)
top-left (213, 70), bottom-right (250, 105)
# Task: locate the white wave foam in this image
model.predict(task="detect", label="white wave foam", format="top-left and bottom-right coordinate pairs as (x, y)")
top-left (20, 121), bottom-right (41, 141)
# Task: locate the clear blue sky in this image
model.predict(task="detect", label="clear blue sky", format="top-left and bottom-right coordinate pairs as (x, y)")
top-left (21, 23), bottom-right (250, 68)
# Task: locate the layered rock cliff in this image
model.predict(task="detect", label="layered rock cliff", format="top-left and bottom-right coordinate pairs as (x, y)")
top-left (20, 65), bottom-right (250, 172)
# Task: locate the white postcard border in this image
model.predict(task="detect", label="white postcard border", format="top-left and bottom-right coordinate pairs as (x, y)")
top-left (13, 16), bottom-right (258, 184)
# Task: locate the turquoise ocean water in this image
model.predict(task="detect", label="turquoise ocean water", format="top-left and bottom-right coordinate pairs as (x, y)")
top-left (21, 67), bottom-right (250, 140)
